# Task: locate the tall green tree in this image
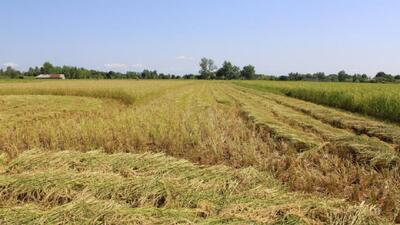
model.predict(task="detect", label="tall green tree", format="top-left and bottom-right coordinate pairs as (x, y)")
top-left (216, 61), bottom-right (240, 80)
top-left (352, 74), bottom-right (369, 83)
top-left (40, 62), bottom-right (55, 74)
top-left (375, 72), bottom-right (394, 82)
top-left (338, 70), bottom-right (350, 82)
top-left (199, 58), bottom-right (217, 79)
top-left (313, 72), bottom-right (326, 81)
top-left (241, 65), bottom-right (256, 80)
top-left (288, 72), bottom-right (301, 81)
top-left (141, 70), bottom-right (158, 79)
top-left (24, 67), bottom-right (40, 76)
top-left (4, 66), bottom-right (20, 78)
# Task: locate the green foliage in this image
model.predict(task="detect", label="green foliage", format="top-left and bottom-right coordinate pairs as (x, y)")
top-left (199, 58), bottom-right (217, 79)
top-left (1, 62), bottom-right (177, 80)
top-left (141, 69), bottom-right (158, 79)
top-left (241, 65), bottom-right (256, 80)
top-left (374, 72), bottom-right (395, 82)
top-left (338, 70), bottom-right (351, 82)
top-left (216, 61), bottom-right (240, 80)
top-left (352, 74), bottom-right (369, 82)
top-left (0, 66), bottom-right (21, 79)
top-left (199, 58), bottom-right (258, 80)
top-left (40, 62), bottom-right (56, 74)
top-left (1, 60), bottom-right (398, 83)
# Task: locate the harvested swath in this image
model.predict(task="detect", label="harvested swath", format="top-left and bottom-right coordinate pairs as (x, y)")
top-left (0, 150), bottom-right (387, 225)
top-left (258, 90), bottom-right (400, 150)
top-left (0, 95), bottom-right (104, 130)
top-left (2, 150), bottom-right (275, 210)
top-left (0, 80), bottom-right (193, 105)
top-left (226, 89), bottom-right (320, 151)
top-left (0, 197), bottom-right (244, 225)
top-left (0, 84), bottom-right (275, 171)
top-left (0, 154), bottom-right (5, 174)
top-left (229, 85), bottom-right (400, 170)
top-left (3, 198), bottom-right (382, 225)
top-left (215, 84), bottom-right (400, 221)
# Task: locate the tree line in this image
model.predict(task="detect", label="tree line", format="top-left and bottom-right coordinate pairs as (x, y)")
top-left (197, 58), bottom-right (259, 80)
top-left (0, 62), bottom-right (181, 80)
top-left (275, 71), bottom-right (400, 83)
top-left (0, 60), bottom-right (261, 80)
top-left (1, 60), bottom-right (399, 82)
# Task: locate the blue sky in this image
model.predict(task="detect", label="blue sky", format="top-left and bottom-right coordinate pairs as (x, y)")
top-left (0, 0), bottom-right (399, 75)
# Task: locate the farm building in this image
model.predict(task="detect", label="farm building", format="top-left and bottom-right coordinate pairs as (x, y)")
top-left (35, 74), bottom-right (66, 79)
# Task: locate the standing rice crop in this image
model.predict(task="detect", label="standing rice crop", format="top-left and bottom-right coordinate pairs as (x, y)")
top-left (235, 81), bottom-right (400, 123)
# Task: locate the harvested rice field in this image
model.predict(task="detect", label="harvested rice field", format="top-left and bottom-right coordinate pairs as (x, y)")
top-left (1, 80), bottom-right (400, 224)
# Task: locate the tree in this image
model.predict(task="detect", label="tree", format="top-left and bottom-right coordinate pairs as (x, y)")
top-left (361, 74), bottom-right (369, 81)
top-left (126, 71), bottom-right (139, 79)
top-left (4, 66), bottom-right (20, 78)
top-left (24, 67), bottom-right (36, 76)
top-left (313, 72), bottom-right (325, 81)
top-left (199, 58), bottom-right (217, 79)
top-left (183, 74), bottom-right (197, 79)
top-left (288, 72), bottom-right (302, 81)
top-left (216, 61), bottom-right (240, 80)
top-left (106, 71), bottom-right (114, 79)
top-left (141, 70), bottom-right (151, 79)
top-left (375, 72), bottom-right (394, 82)
top-left (141, 70), bottom-right (158, 79)
top-left (375, 72), bottom-right (387, 78)
top-left (338, 70), bottom-right (350, 82)
top-left (40, 62), bottom-right (55, 74)
top-left (278, 75), bottom-right (289, 81)
top-left (326, 74), bottom-right (338, 82)
top-left (241, 65), bottom-right (256, 80)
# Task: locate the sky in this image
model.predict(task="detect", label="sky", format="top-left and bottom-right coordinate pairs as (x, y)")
top-left (0, 0), bottom-right (399, 76)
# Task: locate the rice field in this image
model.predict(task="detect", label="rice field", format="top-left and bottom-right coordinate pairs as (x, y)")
top-left (0, 80), bottom-right (400, 224)
top-left (234, 81), bottom-right (400, 123)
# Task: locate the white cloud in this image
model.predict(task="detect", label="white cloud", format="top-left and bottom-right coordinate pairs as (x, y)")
top-left (131, 64), bottom-right (144, 68)
top-left (176, 55), bottom-right (194, 60)
top-left (104, 63), bottom-right (128, 70)
top-left (3, 62), bottom-right (18, 69)
top-left (104, 63), bottom-right (146, 71)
